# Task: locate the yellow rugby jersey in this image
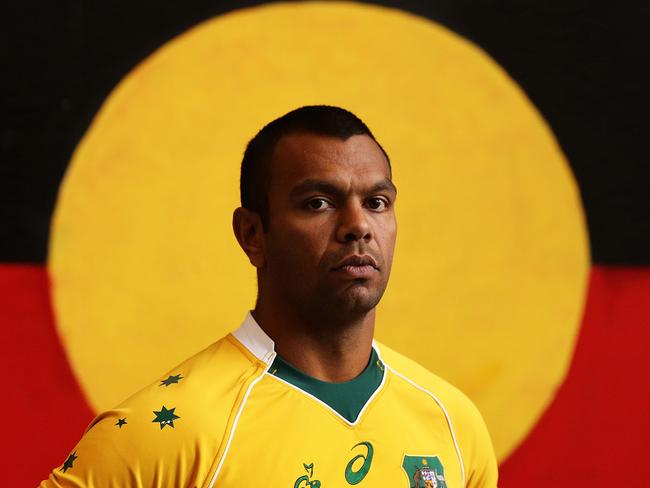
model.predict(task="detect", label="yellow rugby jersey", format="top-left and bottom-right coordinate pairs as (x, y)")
top-left (41, 313), bottom-right (498, 487)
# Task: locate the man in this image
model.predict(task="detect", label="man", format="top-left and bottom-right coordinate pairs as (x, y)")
top-left (41, 106), bottom-right (498, 487)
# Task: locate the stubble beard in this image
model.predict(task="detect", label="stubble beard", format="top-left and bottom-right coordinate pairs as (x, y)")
top-left (292, 276), bottom-right (387, 332)
top-left (262, 242), bottom-right (391, 332)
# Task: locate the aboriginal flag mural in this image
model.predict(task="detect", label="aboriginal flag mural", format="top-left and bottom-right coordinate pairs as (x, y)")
top-left (2, 1), bottom-right (648, 486)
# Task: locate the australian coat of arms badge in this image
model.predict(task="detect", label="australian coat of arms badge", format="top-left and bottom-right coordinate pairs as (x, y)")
top-left (401, 455), bottom-right (447, 488)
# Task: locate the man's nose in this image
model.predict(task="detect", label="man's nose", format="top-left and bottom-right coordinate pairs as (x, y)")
top-left (336, 203), bottom-right (372, 243)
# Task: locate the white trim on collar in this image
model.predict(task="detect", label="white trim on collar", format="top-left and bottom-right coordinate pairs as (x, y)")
top-left (232, 311), bottom-right (276, 364)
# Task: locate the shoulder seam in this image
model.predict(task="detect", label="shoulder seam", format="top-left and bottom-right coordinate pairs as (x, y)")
top-left (386, 364), bottom-right (466, 487)
top-left (205, 354), bottom-right (276, 488)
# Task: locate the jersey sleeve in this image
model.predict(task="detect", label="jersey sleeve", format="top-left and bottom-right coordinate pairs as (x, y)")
top-left (40, 408), bottom-right (158, 487)
top-left (38, 335), bottom-right (265, 487)
top-left (455, 398), bottom-right (499, 488)
top-left (38, 360), bottom-right (218, 488)
top-left (38, 398), bottom-right (212, 488)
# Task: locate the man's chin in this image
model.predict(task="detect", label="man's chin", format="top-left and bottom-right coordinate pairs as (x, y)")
top-left (296, 280), bottom-right (387, 320)
top-left (334, 283), bottom-right (383, 315)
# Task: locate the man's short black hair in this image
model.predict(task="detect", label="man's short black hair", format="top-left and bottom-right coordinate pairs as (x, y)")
top-left (240, 105), bottom-right (390, 229)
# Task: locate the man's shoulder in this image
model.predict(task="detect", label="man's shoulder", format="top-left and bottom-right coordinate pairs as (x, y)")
top-left (375, 340), bottom-right (499, 487)
top-left (40, 333), bottom-right (264, 487)
top-left (113, 332), bottom-right (261, 417)
top-left (375, 340), bottom-right (486, 428)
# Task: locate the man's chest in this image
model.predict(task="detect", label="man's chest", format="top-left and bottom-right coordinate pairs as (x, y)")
top-left (208, 375), bottom-right (463, 488)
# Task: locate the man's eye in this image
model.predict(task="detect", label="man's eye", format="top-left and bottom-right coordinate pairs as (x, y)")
top-left (367, 197), bottom-right (389, 211)
top-left (306, 198), bottom-right (332, 211)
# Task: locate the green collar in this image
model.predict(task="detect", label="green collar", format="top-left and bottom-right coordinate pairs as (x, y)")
top-left (269, 347), bottom-right (385, 423)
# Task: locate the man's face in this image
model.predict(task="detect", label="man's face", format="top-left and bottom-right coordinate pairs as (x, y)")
top-left (261, 132), bottom-right (397, 320)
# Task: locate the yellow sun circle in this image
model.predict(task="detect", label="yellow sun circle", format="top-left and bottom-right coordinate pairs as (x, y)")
top-left (49, 1), bottom-right (589, 460)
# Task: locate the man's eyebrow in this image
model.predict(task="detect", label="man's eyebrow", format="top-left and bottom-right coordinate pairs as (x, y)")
top-left (289, 180), bottom-right (346, 199)
top-left (290, 178), bottom-right (398, 199)
top-left (369, 178), bottom-right (398, 196)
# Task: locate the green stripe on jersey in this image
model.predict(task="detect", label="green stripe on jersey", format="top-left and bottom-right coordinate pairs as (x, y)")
top-left (269, 348), bottom-right (384, 422)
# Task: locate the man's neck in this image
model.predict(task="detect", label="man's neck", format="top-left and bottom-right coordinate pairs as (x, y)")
top-left (252, 301), bottom-right (375, 383)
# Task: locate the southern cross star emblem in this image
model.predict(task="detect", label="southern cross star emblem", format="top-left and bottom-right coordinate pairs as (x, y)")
top-left (115, 418), bottom-right (127, 428)
top-left (160, 374), bottom-right (183, 387)
top-left (152, 406), bottom-right (180, 429)
top-left (61, 451), bottom-right (77, 472)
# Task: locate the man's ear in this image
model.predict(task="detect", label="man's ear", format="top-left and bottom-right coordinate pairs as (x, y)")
top-left (232, 207), bottom-right (266, 268)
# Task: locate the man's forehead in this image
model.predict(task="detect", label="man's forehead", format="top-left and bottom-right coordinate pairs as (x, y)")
top-left (270, 132), bottom-right (390, 179)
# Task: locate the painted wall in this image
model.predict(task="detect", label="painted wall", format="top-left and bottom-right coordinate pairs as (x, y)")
top-left (2, 1), bottom-right (648, 486)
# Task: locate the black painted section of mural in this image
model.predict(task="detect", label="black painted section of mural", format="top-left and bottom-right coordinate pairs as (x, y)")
top-left (2, 1), bottom-right (648, 264)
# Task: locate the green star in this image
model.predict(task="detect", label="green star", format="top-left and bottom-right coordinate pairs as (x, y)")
top-left (115, 418), bottom-right (127, 428)
top-left (152, 405), bottom-right (180, 429)
top-left (61, 451), bottom-right (77, 472)
top-left (160, 374), bottom-right (183, 387)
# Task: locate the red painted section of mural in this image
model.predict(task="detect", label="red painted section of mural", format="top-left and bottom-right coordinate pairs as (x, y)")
top-left (0, 264), bottom-right (95, 486)
top-left (500, 266), bottom-right (650, 487)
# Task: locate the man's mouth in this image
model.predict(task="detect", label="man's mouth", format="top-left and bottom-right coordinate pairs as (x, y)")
top-left (332, 255), bottom-right (378, 278)
top-left (336, 264), bottom-right (376, 277)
